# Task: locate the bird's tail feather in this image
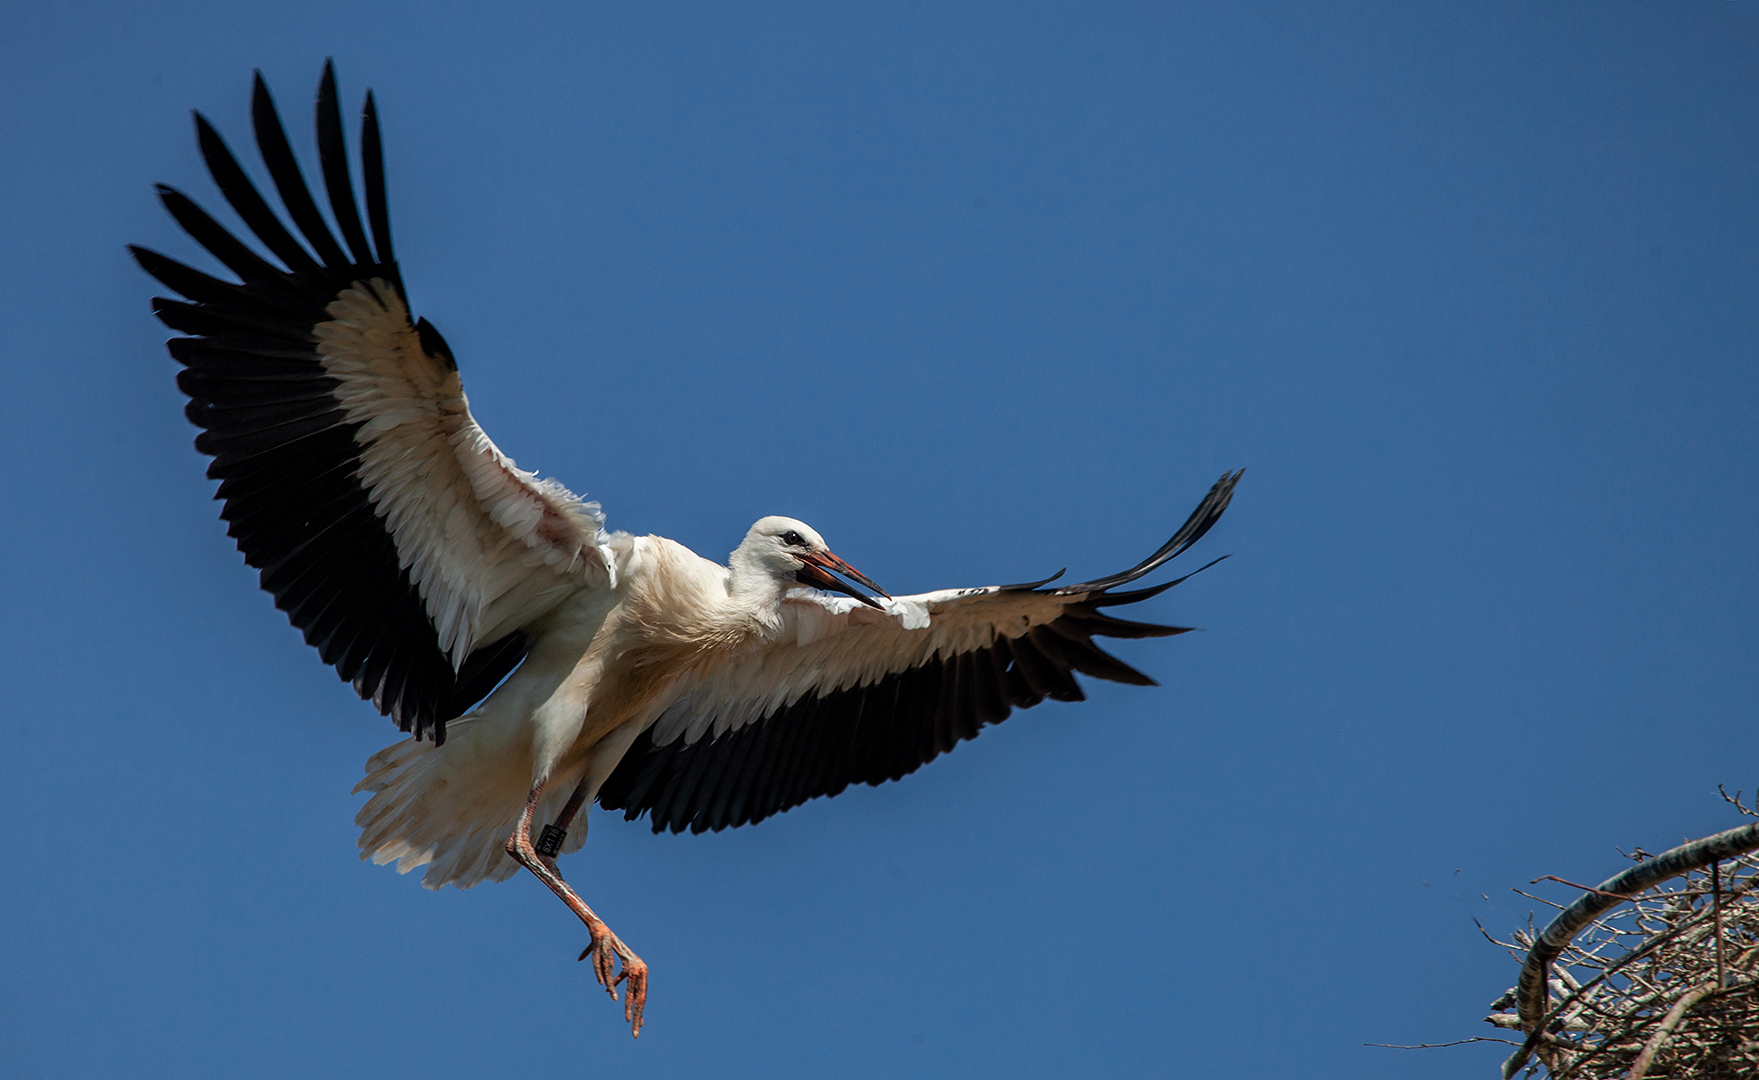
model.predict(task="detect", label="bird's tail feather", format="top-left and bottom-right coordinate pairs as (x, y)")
top-left (353, 715), bottom-right (587, 890)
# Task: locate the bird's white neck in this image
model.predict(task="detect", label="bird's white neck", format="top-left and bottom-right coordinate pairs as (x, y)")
top-left (726, 545), bottom-right (796, 613)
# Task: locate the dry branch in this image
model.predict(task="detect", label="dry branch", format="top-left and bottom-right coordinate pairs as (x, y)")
top-left (1488, 820), bottom-right (1759, 1079)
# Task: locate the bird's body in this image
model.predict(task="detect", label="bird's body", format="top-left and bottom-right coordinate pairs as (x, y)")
top-left (353, 524), bottom-right (830, 890)
top-left (133, 64), bottom-right (1239, 1038)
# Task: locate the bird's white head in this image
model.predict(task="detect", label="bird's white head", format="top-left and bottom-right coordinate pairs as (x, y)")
top-left (730, 516), bottom-right (890, 609)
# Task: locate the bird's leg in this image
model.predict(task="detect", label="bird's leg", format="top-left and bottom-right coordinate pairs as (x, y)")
top-left (535, 774), bottom-right (595, 861)
top-left (505, 780), bottom-right (648, 1036)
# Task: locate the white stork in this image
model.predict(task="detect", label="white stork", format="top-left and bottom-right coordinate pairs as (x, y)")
top-left (133, 63), bottom-right (1241, 1038)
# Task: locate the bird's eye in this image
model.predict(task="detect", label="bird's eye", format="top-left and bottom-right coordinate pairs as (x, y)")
top-left (781, 531), bottom-right (805, 547)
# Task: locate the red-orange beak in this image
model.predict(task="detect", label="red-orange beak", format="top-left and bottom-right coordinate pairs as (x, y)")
top-left (794, 549), bottom-right (891, 609)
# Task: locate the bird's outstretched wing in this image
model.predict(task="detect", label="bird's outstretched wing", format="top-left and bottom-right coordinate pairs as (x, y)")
top-left (598, 471), bottom-right (1241, 834)
top-left (132, 64), bottom-right (615, 743)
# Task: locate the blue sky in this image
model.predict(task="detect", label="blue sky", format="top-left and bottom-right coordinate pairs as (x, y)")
top-left (3, 2), bottom-right (1756, 1076)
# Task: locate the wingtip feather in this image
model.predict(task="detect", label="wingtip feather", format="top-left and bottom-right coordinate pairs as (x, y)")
top-left (1052, 470), bottom-right (1242, 595)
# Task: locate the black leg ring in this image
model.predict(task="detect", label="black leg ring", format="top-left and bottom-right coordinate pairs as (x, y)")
top-left (536, 823), bottom-right (567, 858)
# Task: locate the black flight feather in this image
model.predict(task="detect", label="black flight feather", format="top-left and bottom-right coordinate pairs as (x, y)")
top-left (137, 66), bottom-right (527, 743)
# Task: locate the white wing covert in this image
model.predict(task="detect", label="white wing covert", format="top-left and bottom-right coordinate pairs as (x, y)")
top-left (132, 64), bottom-right (613, 742)
top-left (598, 472), bottom-right (1241, 833)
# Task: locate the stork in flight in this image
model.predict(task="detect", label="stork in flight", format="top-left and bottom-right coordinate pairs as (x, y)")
top-left (132, 64), bottom-right (1241, 1038)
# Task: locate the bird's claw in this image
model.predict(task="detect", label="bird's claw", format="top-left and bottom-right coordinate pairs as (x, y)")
top-left (621, 957), bottom-right (648, 1036)
top-left (577, 934), bottom-right (618, 998)
top-left (578, 928), bottom-right (647, 1037)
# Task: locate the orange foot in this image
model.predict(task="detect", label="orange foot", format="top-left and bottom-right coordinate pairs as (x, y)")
top-left (579, 926), bottom-right (648, 1037)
